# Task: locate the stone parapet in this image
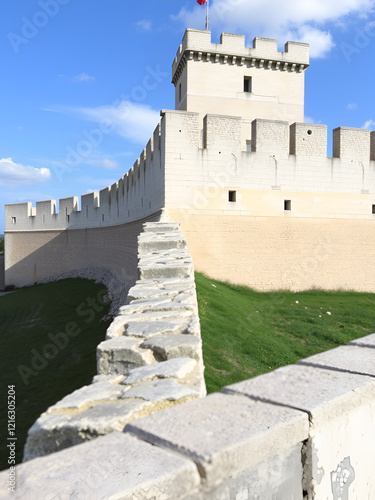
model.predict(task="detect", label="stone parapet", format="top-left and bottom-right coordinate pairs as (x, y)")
top-left (4, 334), bottom-right (375, 499)
top-left (22, 221), bottom-right (206, 462)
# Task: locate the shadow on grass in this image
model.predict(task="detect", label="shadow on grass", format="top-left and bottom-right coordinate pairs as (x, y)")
top-left (0, 278), bottom-right (112, 470)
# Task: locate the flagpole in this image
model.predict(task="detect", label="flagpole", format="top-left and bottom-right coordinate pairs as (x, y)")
top-left (206, 0), bottom-right (210, 31)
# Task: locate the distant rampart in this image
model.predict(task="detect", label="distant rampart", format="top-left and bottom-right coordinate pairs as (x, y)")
top-left (5, 113), bottom-right (375, 294)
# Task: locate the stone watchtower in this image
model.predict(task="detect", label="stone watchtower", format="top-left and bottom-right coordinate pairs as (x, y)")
top-left (172, 29), bottom-right (310, 133)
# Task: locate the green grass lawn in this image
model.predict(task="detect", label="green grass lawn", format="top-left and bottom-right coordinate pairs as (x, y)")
top-left (0, 279), bottom-right (111, 470)
top-left (196, 272), bottom-right (375, 394)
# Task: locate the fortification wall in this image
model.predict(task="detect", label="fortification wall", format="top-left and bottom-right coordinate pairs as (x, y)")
top-left (5, 110), bottom-right (375, 293)
top-left (161, 110), bottom-right (375, 291)
top-left (3, 333), bottom-right (375, 499)
top-left (4, 122), bottom-right (165, 289)
top-left (5, 124), bottom-right (164, 233)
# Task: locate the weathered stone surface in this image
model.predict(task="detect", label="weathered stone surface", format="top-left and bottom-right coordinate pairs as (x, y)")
top-left (125, 319), bottom-right (185, 338)
top-left (127, 285), bottom-right (178, 302)
top-left (5, 433), bottom-right (201, 499)
top-left (105, 315), bottom-right (127, 338)
top-left (23, 413), bottom-right (72, 461)
top-left (138, 235), bottom-right (187, 253)
top-left (139, 263), bottom-right (194, 280)
top-left (125, 393), bottom-right (308, 485)
top-left (66, 400), bottom-right (152, 436)
top-left (142, 222), bottom-right (180, 232)
top-left (141, 334), bottom-right (202, 361)
top-left (123, 358), bottom-right (197, 385)
top-left (97, 337), bottom-right (156, 375)
top-left (92, 374), bottom-right (125, 384)
top-left (224, 358), bottom-right (375, 499)
top-left (122, 378), bottom-right (199, 403)
top-left (348, 332), bottom-right (375, 349)
top-left (46, 381), bottom-right (124, 413)
top-left (223, 364), bottom-right (375, 417)
top-left (298, 345), bottom-right (375, 376)
top-left (119, 297), bottom-right (172, 315)
top-left (117, 309), bottom-right (193, 321)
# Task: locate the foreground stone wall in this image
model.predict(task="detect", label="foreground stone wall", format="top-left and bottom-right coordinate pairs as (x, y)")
top-left (22, 221), bottom-right (206, 461)
top-left (2, 333), bottom-right (374, 499)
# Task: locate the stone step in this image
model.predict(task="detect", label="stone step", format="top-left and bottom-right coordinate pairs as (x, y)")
top-left (97, 337), bottom-right (157, 375)
top-left (142, 222), bottom-right (180, 233)
top-left (138, 236), bottom-right (187, 253)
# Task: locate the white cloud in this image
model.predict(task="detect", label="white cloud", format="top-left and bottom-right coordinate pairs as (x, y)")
top-left (71, 73), bottom-right (95, 83)
top-left (173, 0), bottom-right (375, 58)
top-left (362, 119), bottom-right (375, 129)
top-left (45, 101), bottom-right (160, 145)
top-left (94, 158), bottom-right (119, 170)
top-left (136, 19), bottom-right (152, 32)
top-left (346, 103), bottom-right (358, 110)
top-left (0, 158), bottom-right (51, 187)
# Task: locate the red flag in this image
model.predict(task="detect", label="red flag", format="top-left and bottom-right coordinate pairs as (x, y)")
top-left (197, 0), bottom-right (207, 5)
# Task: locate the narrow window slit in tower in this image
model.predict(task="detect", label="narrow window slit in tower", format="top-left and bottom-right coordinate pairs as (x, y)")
top-left (284, 200), bottom-right (291, 211)
top-left (244, 77), bottom-right (252, 93)
top-left (229, 191), bottom-right (236, 202)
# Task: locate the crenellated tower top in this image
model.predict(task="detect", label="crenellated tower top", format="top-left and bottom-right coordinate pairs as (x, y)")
top-left (172, 29), bottom-right (310, 127)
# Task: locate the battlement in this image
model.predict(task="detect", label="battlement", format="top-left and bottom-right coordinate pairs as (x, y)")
top-left (5, 122), bottom-right (165, 232)
top-left (5, 113), bottom-right (375, 232)
top-left (172, 29), bottom-right (309, 84)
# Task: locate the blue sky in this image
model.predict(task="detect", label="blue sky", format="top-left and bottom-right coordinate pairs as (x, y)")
top-left (1, 0), bottom-right (375, 232)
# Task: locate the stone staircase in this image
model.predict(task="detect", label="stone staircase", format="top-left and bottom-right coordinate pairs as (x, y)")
top-left (23, 222), bottom-right (206, 461)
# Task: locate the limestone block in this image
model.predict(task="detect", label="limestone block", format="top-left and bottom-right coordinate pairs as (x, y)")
top-left (125, 319), bottom-right (186, 338)
top-left (138, 234), bottom-right (187, 253)
top-left (122, 378), bottom-right (199, 404)
top-left (348, 332), bottom-right (375, 349)
top-left (141, 334), bottom-right (202, 361)
top-left (117, 309), bottom-right (193, 322)
top-left (223, 363), bottom-right (375, 499)
top-left (298, 345), bottom-right (375, 376)
top-left (127, 285), bottom-right (178, 302)
top-left (6, 433), bottom-right (201, 499)
top-left (123, 358), bottom-right (197, 385)
top-left (23, 413), bottom-right (72, 462)
top-left (91, 374), bottom-right (125, 384)
top-left (46, 381), bottom-right (124, 413)
top-left (139, 263), bottom-right (194, 280)
top-left (118, 297), bottom-right (173, 315)
top-left (125, 393), bottom-right (308, 486)
top-left (105, 315), bottom-right (128, 338)
top-left (97, 337), bottom-right (157, 375)
top-left (66, 400), bottom-right (153, 436)
top-left (142, 222), bottom-right (181, 232)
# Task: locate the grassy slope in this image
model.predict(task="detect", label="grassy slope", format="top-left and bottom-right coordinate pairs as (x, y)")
top-left (0, 279), bottom-right (111, 470)
top-left (196, 272), bottom-right (375, 394)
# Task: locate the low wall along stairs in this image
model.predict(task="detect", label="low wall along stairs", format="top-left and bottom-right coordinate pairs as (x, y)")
top-left (22, 221), bottom-right (206, 462)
